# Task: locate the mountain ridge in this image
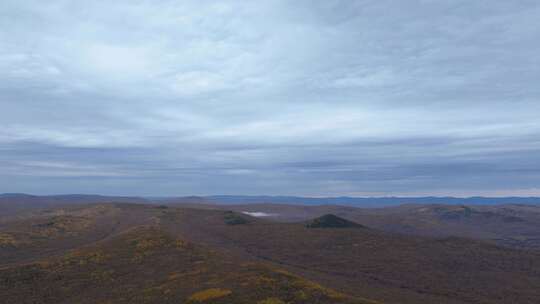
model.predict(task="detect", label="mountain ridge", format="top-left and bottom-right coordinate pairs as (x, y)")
top-left (4, 193), bottom-right (540, 207)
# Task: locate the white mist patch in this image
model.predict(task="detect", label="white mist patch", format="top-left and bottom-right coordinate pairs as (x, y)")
top-left (242, 211), bottom-right (278, 217)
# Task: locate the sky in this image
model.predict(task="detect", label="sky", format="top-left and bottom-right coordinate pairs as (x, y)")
top-left (1, 0), bottom-right (540, 197)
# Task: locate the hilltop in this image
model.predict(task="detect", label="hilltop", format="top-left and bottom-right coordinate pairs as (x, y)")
top-left (305, 214), bottom-right (365, 228)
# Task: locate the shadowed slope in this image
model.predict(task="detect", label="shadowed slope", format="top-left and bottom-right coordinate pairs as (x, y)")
top-left (306, 214), bottom-right (365, 229)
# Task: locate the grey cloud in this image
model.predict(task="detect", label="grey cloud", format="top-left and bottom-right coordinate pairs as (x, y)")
top-left (1, 0), bottom-right (539, 196)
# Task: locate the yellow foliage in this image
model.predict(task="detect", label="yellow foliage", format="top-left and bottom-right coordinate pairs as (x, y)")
top-left (255, 275), bottom-right (276, 285)
top-left (292, 278), bottom-right (347, 300)
top-left (175, 239), bottom-right (188, 248)
top-left (0, 233), bottom-right (18, 246)
top-left (32, 216), bottom-right (92, 238)
top-left (131, 234), bottom-right (171, 262)
top-left (168, 268), bottom-right (206, 280)
top-left (135, 237), bottom-right (167, 251)
top-left (188, 288), bottom-right (232, 302)
top-left (58, 249), bottom-right (109, 267)
top-left (295, 290), bottom-right (308, 300)
top-left (273, 267), bottom-right (349, 300)
top-left (257, 298), bottom-right (286, 304)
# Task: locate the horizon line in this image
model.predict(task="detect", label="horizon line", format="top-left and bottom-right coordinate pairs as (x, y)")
top-left (3, 193), bottom-right (540, 200)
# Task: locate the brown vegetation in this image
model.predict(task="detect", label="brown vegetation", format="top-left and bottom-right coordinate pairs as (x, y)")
top-left (1, 203), bottom-right (539, 304)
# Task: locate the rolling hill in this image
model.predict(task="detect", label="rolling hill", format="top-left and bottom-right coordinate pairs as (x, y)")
top-left (2, 202), bottom-right (539, 304)
top-left (214, 203), bottom-right (540, 250)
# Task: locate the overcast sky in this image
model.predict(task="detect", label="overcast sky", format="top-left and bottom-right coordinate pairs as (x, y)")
top-left (1, 0), bottom-right (540, 197)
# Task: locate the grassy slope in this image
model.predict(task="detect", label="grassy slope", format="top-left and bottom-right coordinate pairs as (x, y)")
top-left (0, 226), bottom-right (377, 304)
top-left (159, 207), bottom-right (540, 304)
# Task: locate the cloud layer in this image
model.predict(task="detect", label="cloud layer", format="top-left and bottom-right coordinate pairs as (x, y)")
top-left (1, 0), bottom-right (540, 196)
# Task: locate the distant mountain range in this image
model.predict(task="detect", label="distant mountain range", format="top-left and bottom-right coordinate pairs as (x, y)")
top-left (0, 193), bottom-right (147, 216)
top-left (3, 193), bottom-right (540, 209)
top-left (163, 195), bottom-right (540, 207)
